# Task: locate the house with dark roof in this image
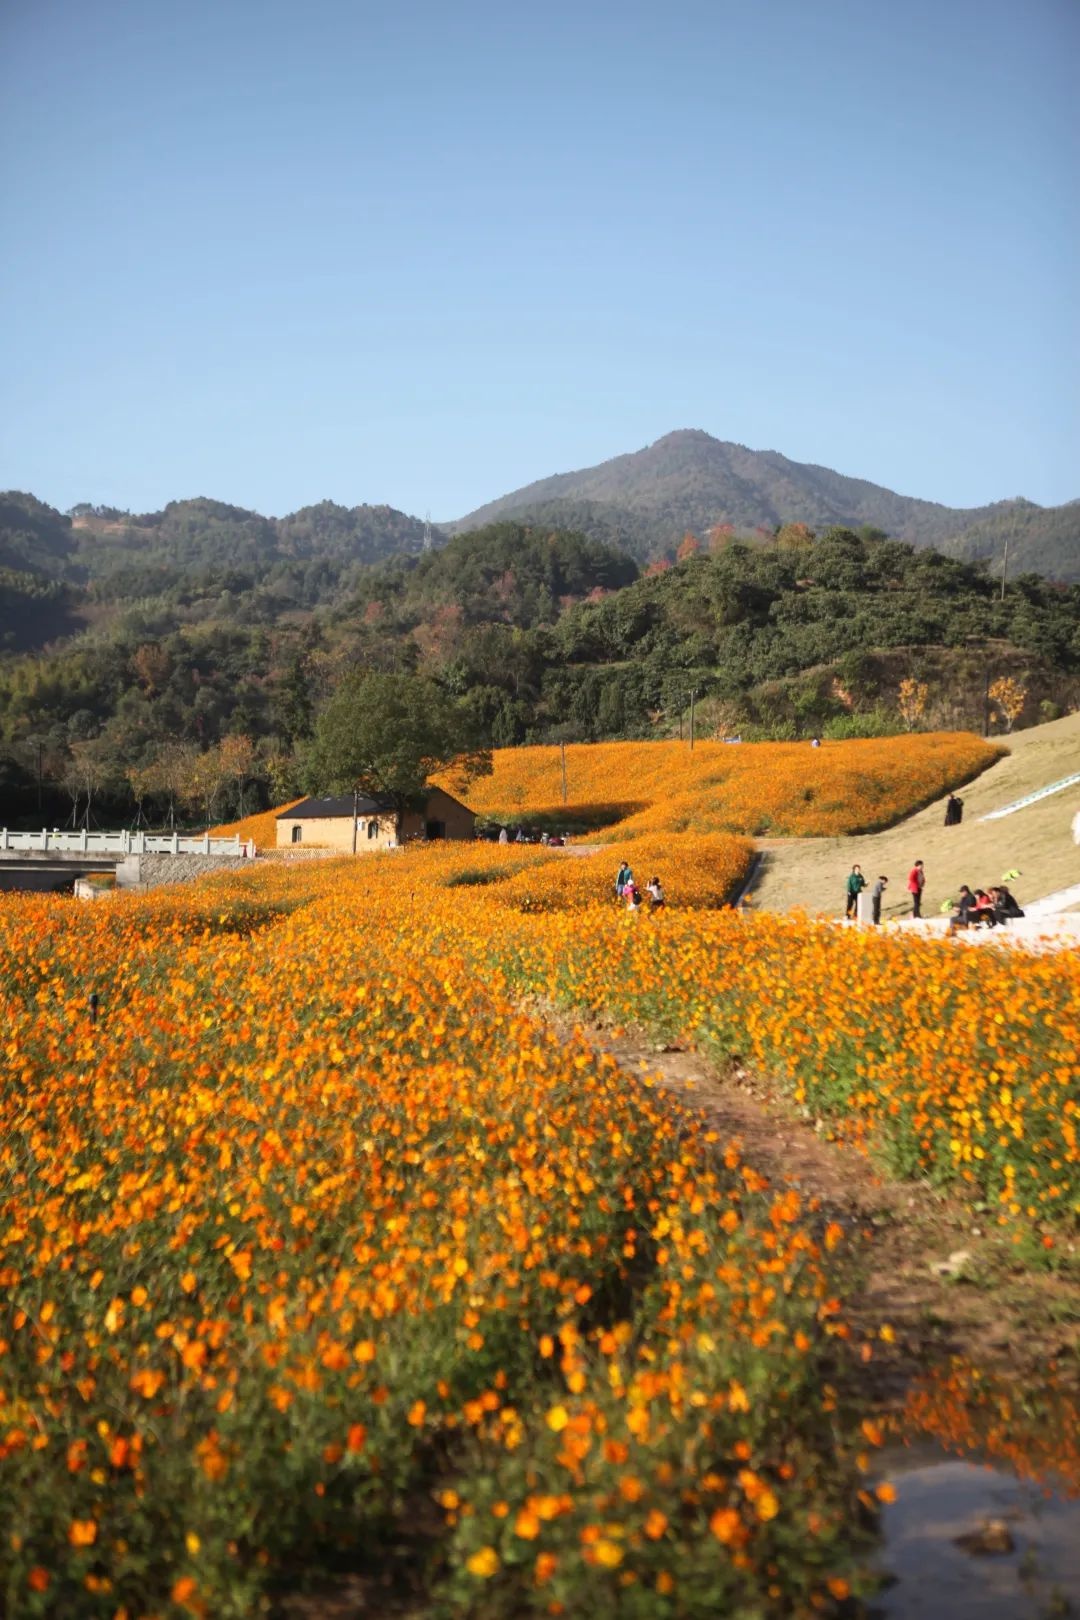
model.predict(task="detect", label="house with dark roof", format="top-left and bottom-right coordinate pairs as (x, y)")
top-left (275, 787), bottom-right (475, 851)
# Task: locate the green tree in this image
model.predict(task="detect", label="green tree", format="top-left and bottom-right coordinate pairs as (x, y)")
top-left (306, 673), bottom-right (492, 809)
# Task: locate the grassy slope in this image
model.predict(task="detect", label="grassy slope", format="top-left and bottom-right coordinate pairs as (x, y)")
top-left (753, 711), bottom-right (1080, 920)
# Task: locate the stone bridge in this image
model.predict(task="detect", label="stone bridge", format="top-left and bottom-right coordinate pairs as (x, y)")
top-left (0, 830), bottom-right (254, 894)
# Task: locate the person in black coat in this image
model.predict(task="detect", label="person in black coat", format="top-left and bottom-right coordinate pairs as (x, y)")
top-left (947, 885), bottom-right (977, 935)
top-left (993, 885), bottom-right (1025, 924)
top-left (944, 793), bottom-right (964, 826)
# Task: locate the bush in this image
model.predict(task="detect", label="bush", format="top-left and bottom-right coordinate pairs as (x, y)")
top-left (821, 708), bottom-right (899, 740)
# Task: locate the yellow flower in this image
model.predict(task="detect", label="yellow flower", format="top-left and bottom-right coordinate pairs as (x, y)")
top-left (466, 1546), bottom-right (499, 1578)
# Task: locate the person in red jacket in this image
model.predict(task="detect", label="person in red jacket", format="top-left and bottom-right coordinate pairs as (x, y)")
top-left (907, 859), bottom-right (925, 918)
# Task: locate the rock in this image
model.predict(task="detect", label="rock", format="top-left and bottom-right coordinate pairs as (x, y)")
top-left (929, 1249), bottom-right (972, 1278)
top-left (953, 1518), bottom-right (1015, 1556)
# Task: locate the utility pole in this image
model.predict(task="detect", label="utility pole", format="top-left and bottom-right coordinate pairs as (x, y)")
top-left (560, 741), bottom-right (567, 805)
top-left (689, 688), bottom-right (698, 750)
top-left (1000, 536), bottom-right (1009, 602)
top-left (352, 786), bottom-right (359, 854)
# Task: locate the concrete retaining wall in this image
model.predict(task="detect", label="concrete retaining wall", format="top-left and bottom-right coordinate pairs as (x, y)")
top-left (119, 853), bottom-right (250, 890)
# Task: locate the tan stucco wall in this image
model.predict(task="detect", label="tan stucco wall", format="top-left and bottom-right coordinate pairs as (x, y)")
top-left (276, 814), bottom-right (398, 851)
top-left (399, 787), bottom-right (475, 842)
top-left (277, 791), bottom-right (473, 850)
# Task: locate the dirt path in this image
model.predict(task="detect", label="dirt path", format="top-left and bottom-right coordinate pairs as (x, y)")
top-left (574, 1014), bottom-right (1080, 1404)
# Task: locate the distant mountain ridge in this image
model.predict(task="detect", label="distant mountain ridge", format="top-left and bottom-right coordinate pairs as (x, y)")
top-left (448, 430), bottom-right (1079, 580)
top-left (4, 431), bottom-right (1078, 589)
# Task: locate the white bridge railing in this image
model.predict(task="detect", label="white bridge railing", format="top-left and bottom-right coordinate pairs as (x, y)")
top-left (0, 829), bottom-right (248, 857)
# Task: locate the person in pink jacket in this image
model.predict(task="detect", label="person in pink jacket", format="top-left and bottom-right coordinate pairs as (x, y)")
top-left (907, 859), bottom-right (925, 919)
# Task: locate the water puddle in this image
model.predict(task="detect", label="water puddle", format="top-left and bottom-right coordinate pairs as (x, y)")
top-left (871, 1359), bottom-right (1080, 1618)
top-left (873, 1441), bottom-right (1080, 1619)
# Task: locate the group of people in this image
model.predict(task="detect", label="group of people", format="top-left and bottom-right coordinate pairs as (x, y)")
top-left (846, 860), bottom-right (929, 921)
top-left (841, 800), bottom-right (971, 920)
top-left (496, 826), bottom-right (565, 846)
top-left (614, 861), bottom-right (665, 911)
top-left (845, 858), bottom-right (1024, 932)
top-left (845, 864), bottom-right (894, 924)
top-left (843, 859), bottom-right (917, 921)
top-left (946, 882), bottom-right (1024, 935)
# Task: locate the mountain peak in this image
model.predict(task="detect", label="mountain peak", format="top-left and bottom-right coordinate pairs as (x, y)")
top-left (651, 428), bottom-right (718, 446)
top-left (449, 435), bottom-right (1078, 579)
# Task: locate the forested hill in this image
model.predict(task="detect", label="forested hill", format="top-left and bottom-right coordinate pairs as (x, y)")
top-left (0, 492), bottom-right (442, 587)
top-left (28, 495), bottom-right (439, 579)
top-left (3, 513), bottom-right (1079, 833)
top-left (449, 430), bottom-right (1080, 580)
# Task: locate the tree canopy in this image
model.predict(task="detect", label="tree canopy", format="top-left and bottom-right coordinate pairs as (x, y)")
top-left (305, 672), bottom-right (492, 808)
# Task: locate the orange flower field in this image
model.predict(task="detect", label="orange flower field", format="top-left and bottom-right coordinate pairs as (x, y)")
top-left (4, 727), bottom-right (1076, 1615)
top-left (1, 859), bottom-right (870, 1617)
top-left (451, 855), bottom-right (1080, 1227)
top-left (441, 732), bottom-right (1000, 839)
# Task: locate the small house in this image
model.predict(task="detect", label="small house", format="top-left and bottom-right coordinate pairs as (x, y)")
top-left (275, 787), bottom-right (475, 851)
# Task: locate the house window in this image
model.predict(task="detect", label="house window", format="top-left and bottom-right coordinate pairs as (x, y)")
top-left (291, 825), bottom-right (302, 844)
top-left (367, 819), bottom-right (378, 839)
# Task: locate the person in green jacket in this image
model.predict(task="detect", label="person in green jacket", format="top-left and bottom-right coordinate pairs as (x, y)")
top-left (845, 864), bottom-right (866, 919)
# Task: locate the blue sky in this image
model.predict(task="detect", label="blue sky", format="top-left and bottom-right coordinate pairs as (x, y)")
top-left (1, 0), bottom-right (1076, 520)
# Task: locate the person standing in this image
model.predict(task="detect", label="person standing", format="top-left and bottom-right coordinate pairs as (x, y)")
top-left (907, 859), bottom-right (926, 918)
top-left (845, 864), bottom-right (866, 919)
top-left (944, 793), bottom-right (964, 826)
top-left (871, 874), bottom-right (888, 924)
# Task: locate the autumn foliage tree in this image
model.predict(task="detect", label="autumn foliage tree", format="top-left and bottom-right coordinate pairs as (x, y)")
top-left (775, 522), bottom-right (815, 552)
top-left (897, 677), bottom-right (929, 731)
top-left (218, 733), bottom-right (256, 819)
top-left (989, 676), bottom-right (1027, 733)
top-left (130, 740), bottom-right (200, 828)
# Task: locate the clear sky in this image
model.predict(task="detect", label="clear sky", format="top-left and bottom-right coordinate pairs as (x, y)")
top-left (1, 0), bottom-right (1076, 520)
